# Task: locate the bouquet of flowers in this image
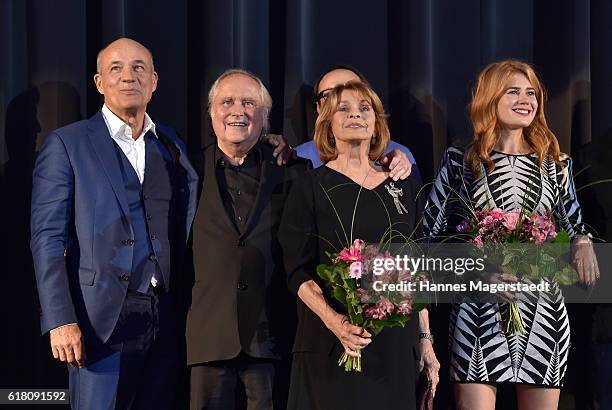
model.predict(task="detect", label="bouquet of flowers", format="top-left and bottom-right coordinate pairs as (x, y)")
top-left (457, 208), bottom-right (578, 334)
top-left (316, 239), bottom-right (426, 372)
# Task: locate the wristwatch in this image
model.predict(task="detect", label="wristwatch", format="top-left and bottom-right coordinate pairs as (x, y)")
top-left (419, 332), bottom-right (434, 344)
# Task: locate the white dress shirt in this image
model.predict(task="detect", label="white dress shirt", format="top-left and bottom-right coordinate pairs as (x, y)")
top-left (101, 104), bottom-right (157, 184)
top-left (101, 105), bottom-right (160, 287)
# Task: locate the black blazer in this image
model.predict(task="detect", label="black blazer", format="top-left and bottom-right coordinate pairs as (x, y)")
top-left (185, 143), bottom-right (310, 365)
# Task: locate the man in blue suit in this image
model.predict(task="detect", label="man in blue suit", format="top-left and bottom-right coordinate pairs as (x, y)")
top-left (30, 38), bottom-right (198, 409)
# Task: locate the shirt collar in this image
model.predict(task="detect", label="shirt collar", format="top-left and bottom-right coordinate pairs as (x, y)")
top-left (101, 104), bottom-right (157, 141)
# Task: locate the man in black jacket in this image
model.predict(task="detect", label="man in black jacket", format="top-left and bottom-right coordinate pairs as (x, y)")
top-left (186, 69), bottom-right (309, 410)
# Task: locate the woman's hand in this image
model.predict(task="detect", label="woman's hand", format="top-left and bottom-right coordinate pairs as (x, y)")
top-left (325, 313), bottom-right (372, 358)
top-left (572, 236), bottom-right (600, 285)
top-left (296, 281), bottom-right (371, 357)
top-left (419, 339), bottom-right (440, 397)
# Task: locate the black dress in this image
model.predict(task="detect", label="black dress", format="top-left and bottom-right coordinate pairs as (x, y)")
top-left (279, 166), bottom-right (423, 410)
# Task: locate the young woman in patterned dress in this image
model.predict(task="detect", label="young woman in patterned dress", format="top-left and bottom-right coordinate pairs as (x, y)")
top-left (423, 60), bottom-right (599, 410)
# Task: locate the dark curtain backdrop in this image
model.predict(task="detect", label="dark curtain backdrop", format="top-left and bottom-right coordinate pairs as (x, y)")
top-left (2, 1), bottom-right (611, 409)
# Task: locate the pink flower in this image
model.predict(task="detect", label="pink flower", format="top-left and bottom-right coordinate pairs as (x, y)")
top-left (337, 239), bottom-right (366, 263)
top-left (521, 214), bottom-right (558, 243)
top-left (531, 228), bottom-right (546, 245)
top-left (380, 298), bottom-right (394, 313)
top-left (472, 236), bottom-right (483, 248)
top-left (478, 225), bottom-right (489, 236)
top-left (482, 215), bottom-right (496, 227)
top-left (479, 208), bottom-right (504, 225)
top-left (349, 261), bottom-right (363, 279)
top-left (365, 298), bottom-right (394, 320)
top-left (365, 305), bottom-right (385, 320)
top-left (502, 211), bottom-right (520, 231)
top-left (398, 300), bottom-right (413, 315)
top-left (489, 208), bottom-right (505, 220)
top-left (353, 239), bottom-right (365, 251)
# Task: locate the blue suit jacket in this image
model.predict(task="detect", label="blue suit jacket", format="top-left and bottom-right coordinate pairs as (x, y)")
top-left (30, 111), bottom-right (198, 344)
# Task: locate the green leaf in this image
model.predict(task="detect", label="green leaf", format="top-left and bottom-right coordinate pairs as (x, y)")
top-left (332, 287), bottom-right (348, 308)
top-left (347, 303), bottom-right (364, 326)
top-left (554, 266), bottom-right (580, 285)
top-left (552, 230), bottom-right (571, 244)
top-left (502, 253), bottom-right (517, 266)
top-left (316, 264), bottom-right (334, 283)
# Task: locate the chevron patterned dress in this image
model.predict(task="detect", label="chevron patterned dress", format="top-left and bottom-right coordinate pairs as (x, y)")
top-left (423, 147), bottom-right (588, 387)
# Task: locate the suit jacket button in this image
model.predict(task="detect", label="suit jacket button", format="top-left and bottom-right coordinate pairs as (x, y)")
top-left (237, 282), bottom-right (248, 291)
top-left (237, 240), bottom-right (245, 247)
top-left (149, 254), bottom-right (158, 262)
top-left (143, 194), bottom-right (150, 200)
top-left (146, 214), bottom-right (152, 220)
top-left (122, 239), bottom-right (134, 246)
top-left (150, 234), bottom-right (157, 240)
top-left (119, 273), bottom-right (130, 281)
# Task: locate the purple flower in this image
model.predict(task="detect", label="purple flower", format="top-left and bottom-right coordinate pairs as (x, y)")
top-left (357, 288), bottom-right (370, 303)
top-left (456, 219), bottom-right (471, 232)
top-left (398, 300), bottom-right (413, 315)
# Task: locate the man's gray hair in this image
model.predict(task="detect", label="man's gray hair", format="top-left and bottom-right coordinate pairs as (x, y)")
top-left (208, 69), bottom-right (273, 135)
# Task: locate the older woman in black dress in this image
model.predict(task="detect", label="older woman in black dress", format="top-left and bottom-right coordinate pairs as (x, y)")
top-left (279, 81), bottom-right (439, 410)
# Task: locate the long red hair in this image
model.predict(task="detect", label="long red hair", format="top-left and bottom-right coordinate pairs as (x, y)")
top-left (467, 60), bottom-right (563, 176)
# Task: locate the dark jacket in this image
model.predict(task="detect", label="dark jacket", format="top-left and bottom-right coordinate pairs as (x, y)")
top-left (185, 142), bottom-right (310, 365)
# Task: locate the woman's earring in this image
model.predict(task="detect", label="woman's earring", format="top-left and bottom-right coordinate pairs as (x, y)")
top-left (329, 136), bottom-right (335, 147)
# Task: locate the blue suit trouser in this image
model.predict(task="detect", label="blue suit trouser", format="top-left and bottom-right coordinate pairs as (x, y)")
top-left (68, 288), bottom-right (178, 410)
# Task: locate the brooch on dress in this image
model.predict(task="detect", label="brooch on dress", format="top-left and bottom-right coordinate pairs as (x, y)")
top-left (384, 182), bottom-right (408, 214)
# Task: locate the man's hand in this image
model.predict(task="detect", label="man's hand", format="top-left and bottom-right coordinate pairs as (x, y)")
top-left (49, 323), bottom-right (85, 368)
top-left (379, 149), bottom-right (411, 181)
top-left (262, 133), bottom-right (296, 166)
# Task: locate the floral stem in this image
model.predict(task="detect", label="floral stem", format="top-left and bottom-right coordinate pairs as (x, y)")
top-left (505, 302), bottom-right (526, 335)
top-left (337, 351), bottom-right (362, 372)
